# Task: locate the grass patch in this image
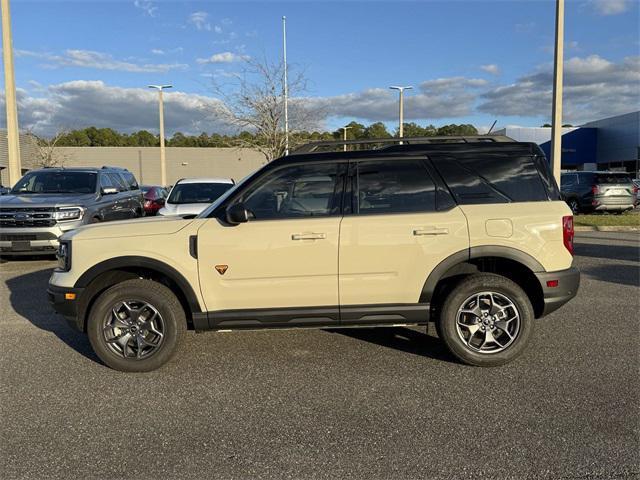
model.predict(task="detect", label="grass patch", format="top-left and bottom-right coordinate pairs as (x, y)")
top-left (574, 212), bottom-right (640, 227)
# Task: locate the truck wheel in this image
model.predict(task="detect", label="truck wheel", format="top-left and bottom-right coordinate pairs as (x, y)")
top-left (438, 273), bottom-right (534, 367)
top-left (87, 279), bottom-right (186, 372)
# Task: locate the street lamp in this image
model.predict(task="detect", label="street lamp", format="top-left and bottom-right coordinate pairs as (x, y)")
top-left (1, 0), bottom-right (21, 186)
top-left (389, 85), bottom-right (412, 142)
top-left (550, 0), bottom-right (565, 185)
top-left (340, 126), bottom-right (352, 152)
top-left (148, 84), bottom-right (172, 186)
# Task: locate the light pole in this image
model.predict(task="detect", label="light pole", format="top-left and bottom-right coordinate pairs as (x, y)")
top-left (282, 16), bottom-right (289, 156)
top-left (389, 85), bottom-right (412, 142)
top-left (1, 0), bottom-right (21, 186)
top-left (340, 126), bottom-right (352, 152)
top-left (550, 0), bottom-right (565, 185)
top-left (148, 84), bottom-right (172, 186)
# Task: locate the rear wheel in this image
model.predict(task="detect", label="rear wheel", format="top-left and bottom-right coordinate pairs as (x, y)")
top-left (438, 274), bottom-right (534, 367)
top-left (87, 279), bottom-right (186, 372)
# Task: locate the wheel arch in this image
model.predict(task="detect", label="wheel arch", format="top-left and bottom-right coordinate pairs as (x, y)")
top-left (74, 256), bottom-right (204, 332)
top-left (421, 246), bottom-right (546, 319)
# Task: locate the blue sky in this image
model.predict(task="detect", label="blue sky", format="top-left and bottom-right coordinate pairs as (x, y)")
top-left (3, 0), bottom-right (639, 135)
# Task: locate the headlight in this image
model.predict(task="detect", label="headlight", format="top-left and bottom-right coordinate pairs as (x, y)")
top-left (56, 241), bottom-right (71, 271)
top-left (54, 207), bottom-right (85, 221)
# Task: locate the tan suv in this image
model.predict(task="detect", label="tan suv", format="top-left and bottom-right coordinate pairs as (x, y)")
top-left (48, 136), bottom-right (580, 372)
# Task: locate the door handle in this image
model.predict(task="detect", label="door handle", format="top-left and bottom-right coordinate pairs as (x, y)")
top-left (413, 227), bottom-right (449, 236)
top-left (291, 233), bottom-right (326, 240)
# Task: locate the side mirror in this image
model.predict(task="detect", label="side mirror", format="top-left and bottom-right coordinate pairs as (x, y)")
top-left (101, 187), bottom-right (118, 195)
top-left (226, 203), bottom-right (250, 225)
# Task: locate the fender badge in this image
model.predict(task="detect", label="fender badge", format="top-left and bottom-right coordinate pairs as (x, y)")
top-left (215, 265), bottom-right (229, 275)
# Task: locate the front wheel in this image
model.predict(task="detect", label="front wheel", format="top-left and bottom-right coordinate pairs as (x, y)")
top-left (438, 274), bottom-right (534, 367)
top-left (87, 279), bottom-right (186, 372)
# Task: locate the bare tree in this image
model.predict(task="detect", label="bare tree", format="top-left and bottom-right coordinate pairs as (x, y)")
top-left (30, 130), bottom-right (70, 168)
top-left (210, 57), bottom-right (321, 161)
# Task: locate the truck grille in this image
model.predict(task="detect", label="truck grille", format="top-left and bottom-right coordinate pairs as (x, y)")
top-left (0, 207), bottom-right (57, 228)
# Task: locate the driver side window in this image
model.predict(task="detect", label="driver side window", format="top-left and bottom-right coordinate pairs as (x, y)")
top-left (238, 162), bottom-right (341, 220)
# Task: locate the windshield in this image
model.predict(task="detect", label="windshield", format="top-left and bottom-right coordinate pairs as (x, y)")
top-left (167, 182), bottom-right (233, 205)
top-left (11, 171), bottom-right (97, 194)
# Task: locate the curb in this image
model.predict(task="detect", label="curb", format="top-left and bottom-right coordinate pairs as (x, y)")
top-left (575, 226), bottom-right (640, 232)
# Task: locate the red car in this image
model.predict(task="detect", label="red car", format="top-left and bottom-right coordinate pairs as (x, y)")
top-left (141, 185), bottom-right (168, 216)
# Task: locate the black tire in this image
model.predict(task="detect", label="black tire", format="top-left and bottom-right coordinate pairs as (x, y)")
top-left (87, 279), bottom-right (186, 372)
top-left (438, 273), bottom-right (534, 367)
top-left (90, 216), bottom-right (101, 223)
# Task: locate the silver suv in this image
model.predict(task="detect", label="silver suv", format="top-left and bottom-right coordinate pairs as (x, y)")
top-left (0, 166), bottom-right (143, 255)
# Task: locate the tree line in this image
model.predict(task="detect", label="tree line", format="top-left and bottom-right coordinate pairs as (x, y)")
top-left (50, 122), bottom-right (479, 148)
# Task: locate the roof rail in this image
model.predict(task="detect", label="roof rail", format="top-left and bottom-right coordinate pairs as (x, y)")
top-left (291, 135), bottom-right (515, 155)
top-left (101, 165), bottom-right (128, 171)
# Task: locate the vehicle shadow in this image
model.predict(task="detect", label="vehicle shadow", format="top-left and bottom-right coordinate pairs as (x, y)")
top-left (574, 242), bottom-right (639, 263)
top-left (326, 326), bottom-right (460, 364)
top-left (5, 266), bottom-right (99, 363)
top-left (581, 263), bottom-right (640, 288)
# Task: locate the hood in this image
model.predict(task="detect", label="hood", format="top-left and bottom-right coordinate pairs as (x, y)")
top-left (61, 215), bottom-right (194, 241)
top-left (0, 193), bottom-right (97, 208)
top-left (160, 202), bottom-right (208, 216)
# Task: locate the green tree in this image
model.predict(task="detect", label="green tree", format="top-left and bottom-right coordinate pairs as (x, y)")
top-left (363, 122), bottom-right (391, 139)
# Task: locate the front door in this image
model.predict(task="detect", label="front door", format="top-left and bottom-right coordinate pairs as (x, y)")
top-left (197, 161), bottom-right (345, 328)
top-left (338, 158), bottom-right (469, 324)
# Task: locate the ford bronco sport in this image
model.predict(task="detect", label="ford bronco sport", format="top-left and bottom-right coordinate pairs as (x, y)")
top-left (48, 136), bottom-right (580, 372)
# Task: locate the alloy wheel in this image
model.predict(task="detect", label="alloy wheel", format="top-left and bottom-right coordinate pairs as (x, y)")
top-left (103, 300), bottom-right (165, 359)
top-left (455, 292), bottom-right (520, 354)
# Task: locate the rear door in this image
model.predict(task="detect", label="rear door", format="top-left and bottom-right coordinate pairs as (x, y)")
top-left (338, 157), bottom-right (468, 324)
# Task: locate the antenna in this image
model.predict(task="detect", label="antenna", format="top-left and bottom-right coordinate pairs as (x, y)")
top-left (487, 120), bottom-right (497, 135)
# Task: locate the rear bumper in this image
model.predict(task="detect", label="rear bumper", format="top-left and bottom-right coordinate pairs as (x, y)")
top-left (47, 283), bottom-right (84, 331)
top-left (535, 267), bottom-right (580, 316)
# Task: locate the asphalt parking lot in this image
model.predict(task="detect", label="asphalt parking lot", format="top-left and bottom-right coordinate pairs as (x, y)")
top-left (1, 231), bottom-right (638, 480)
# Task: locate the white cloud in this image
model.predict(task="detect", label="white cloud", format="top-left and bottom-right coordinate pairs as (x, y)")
top-left (151, 49), bottom-right (164, 55)
top-left (16, 49), bottom-right (188, 73)
top-left (478, 55), bottom-right (640, 124)
top-left (196, 52), bottom-right (249, 64)
top-left (188, 11), bottom-right (211, 31)
top-left (0, 81), bottom-right (231, 136)
top-left (214, 25), bottom-right (223, 34)
top-left (133, 0), bottom-right (157, 17)
top-left (480, 64), bottom-right (500, 75)
top-left (591, 0), bottom-right (630, 15)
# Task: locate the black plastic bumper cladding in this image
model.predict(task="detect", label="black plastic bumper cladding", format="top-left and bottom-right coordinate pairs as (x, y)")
top-left (534, 267), bottom-right (580, 316)
top-left (47, 284), bottom-right (84, 331)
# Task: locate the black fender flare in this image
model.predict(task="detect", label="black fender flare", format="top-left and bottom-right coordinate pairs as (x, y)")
top-left (74, 256), bottom-right (202, 314)
top-left (419, 246), bottom-right (545, 303)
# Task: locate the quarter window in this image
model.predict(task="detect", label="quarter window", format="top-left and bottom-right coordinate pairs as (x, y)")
top-left (356, 159), bottom-right (436, 214)
top-left (238, 163), bottom-right (341, 220)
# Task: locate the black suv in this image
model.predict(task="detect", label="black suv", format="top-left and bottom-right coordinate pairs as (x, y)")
top-left (561, 171), bottom-right (638, 214)
top-left (0, 166), bottom-right (144, 255)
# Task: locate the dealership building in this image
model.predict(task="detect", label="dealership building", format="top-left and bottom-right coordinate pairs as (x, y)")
top-left (492, 111), bottom-right (639, 175)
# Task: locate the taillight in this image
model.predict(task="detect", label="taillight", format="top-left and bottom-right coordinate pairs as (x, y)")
top-left (591, 185), bottom-right (600, 195)
top-left (562, 215), bottom-right (574, 256)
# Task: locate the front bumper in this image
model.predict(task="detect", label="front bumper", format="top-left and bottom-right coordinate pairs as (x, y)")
top-left (535, 267), bottom-right (580, 316)
top-left (0, 223), bottom-right (82, 255)
top-left (47, 283), bottom-right (85, 331)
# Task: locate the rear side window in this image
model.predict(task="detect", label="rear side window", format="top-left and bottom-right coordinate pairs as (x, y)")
top-left (356, 159), bottom-right (436, 214)
top-left (433, 154), bottom-right (550, 204)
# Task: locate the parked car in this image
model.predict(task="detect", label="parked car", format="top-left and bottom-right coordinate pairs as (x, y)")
top-left (141, 185), bottom-right (168, 216)
top-left (561, 171), bottom-right (638, 214)
top-left (49, 135), bottom-right (580, 372)
top-left (0, 166), bottom-right (143, 256)
top-left (158, 178), bottom-right (234, 216)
